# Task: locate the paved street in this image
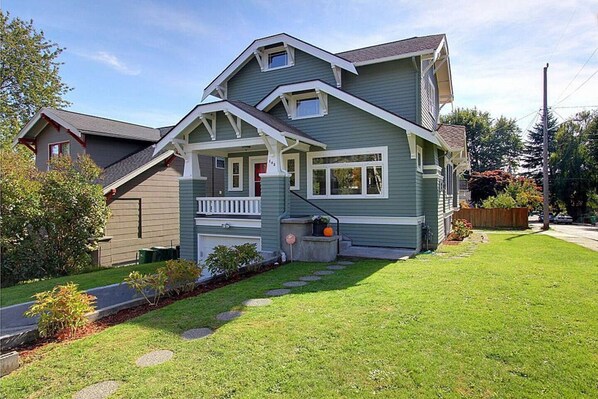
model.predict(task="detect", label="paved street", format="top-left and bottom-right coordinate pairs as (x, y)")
top-left (530, 220), bottom-right (598, 252)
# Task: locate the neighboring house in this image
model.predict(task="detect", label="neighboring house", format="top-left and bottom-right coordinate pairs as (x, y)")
top-left (14, 108), bottom-right (225, 266)
top-left (154, 33), bottom-right (469, 262)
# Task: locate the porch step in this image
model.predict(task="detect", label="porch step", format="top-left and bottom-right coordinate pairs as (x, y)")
top-left (339, 245), bottom-right (415, 261)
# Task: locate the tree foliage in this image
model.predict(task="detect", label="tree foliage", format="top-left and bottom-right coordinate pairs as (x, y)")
top-left (1, 153), bottom-right (110, 286)
top-left (482, 179), bottom-right (543, 210)
top-left (521, 111), bottom-right (558, 187)
top-left (0, 11), bottom-right (71, 149)
top-left (467, 170), bottom-right (513, 204)
top-left (441, 107), bottom-right (522, 172)
top-left (551, 111), bottom-right (598, 221)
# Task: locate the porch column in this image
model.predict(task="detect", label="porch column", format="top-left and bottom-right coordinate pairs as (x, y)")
top-left (422, 168), bottom-right (443, 249)
top-left (179, 152), bottom-right (207, 261)
top-left (260, 175), bottom-right (290, 252)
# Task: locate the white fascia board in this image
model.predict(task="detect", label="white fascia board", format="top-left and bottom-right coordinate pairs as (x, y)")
top-left (13, 108), bottom-right (83, 146)
top-left (202, 33), bottom-right (358, 101)
top-left (153, 101), bottom-right (289, 156)
top-left (103, 150), bottom-right (174, 194)
top-left (351, 49), bottom-right (432, 67)
top-left (256, 80), bottom-right (441, 146)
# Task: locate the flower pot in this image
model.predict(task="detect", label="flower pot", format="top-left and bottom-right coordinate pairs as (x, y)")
top-left (312, 222), bottom-right (327, 236)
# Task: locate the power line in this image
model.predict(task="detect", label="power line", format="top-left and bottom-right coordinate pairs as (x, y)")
top-left (547, 6), bottom-right (577, 64)
top-left (552, 105), bottom-right (598, 109)
top-left (553, 46), bottom-right (598, 104)
top-left (554, 66), bottom-right (598, 106)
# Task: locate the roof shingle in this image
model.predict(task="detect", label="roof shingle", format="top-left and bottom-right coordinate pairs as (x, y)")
top-left (437, 124), bottom-right (466, 150)
top-left (336, 34), bottom-right (445, 64)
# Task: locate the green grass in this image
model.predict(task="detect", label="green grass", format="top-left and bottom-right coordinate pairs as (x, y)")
top-left (0, 262), bottom-right (165, 307)
top-left (1, 234), bottom-right (597, 398)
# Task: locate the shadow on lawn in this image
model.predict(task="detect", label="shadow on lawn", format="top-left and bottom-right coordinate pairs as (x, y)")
top-left (505, 230), bottom-right (544, 241)
top-left (125, 258), bottom-right (393, 336)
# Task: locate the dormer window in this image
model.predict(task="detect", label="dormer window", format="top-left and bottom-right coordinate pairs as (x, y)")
top-left (268, 51), bottom-right (288, 69)
top-left (256, 45), bottom-right (295, 71)
top-left (278, 91), bottom-right (328, 120)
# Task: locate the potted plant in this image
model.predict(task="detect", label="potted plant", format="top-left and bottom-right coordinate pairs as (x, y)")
top-left (312, 215), bottom-right (330, 236)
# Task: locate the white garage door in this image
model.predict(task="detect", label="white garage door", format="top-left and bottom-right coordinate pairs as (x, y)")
top-left (197, 234), bottom-right (261, 261)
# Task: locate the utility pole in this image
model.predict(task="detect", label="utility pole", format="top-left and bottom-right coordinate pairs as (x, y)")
top-left (542, 63), bottom-right (550, 230)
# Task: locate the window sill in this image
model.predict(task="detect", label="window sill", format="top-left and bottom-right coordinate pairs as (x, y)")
top-left (307, 195), bottom-right (388, 200)
top-left (291, 113), bottom-right (326, 121)
top-left (262, 63), bottom-right (294, 72)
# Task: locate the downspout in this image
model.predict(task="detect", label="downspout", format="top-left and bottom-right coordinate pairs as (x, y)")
top-left (412, 56), bottom-right (422, 125)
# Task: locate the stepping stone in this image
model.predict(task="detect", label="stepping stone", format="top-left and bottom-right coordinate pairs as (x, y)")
top-left (265, 288), bottom-right (291, 297)
top-left (337, 261), bottom-right (354, 265)
top-left (135, 350), bottom-right (174, 367)
top-left (73, 381), bottom-right (120, 399)
top-left (299, 275), bottom-right (321, 281)
top-left (327, 265), bottom-right (346, 270)
top-left (283, 281), bottom-right (308, 287)
top-left (216, 310), bottom-right (243, 321)
top-left (243, 298), bottom-right (272, 307)
top-left (314, 270), bottom-right (335, 276)
top-left (181, 328), bottom-right (213, 340)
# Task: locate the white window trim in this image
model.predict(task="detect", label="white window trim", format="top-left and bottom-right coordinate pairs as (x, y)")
top-left (427, 75), bottom-right (437, 119)
top-left (261, 46), bottom-right (295, 71)
top-left (290, 91), bottom-right (327, 120)
top-left (249, 154), bottom-right (300, 196)
top-left (416, 145), bottom-right (423, 173)
top-left (215, 157), bottom-right (225, 169)
top-left (307, 146), bottom-right (388, 200)
top-left (227, 157), bottom-right (243, 192)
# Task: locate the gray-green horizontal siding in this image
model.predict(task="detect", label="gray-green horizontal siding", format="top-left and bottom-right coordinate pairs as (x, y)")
top-left (269, 97), bottom-right (418, 218)
top-left (343, 58), bottom-right (418, 123)
top-left (195, 225), bottom-right (261, 237)
top-left (341, 224), bottom-right (418, 248)
top-left (420, 60), bottom-right (439, 130)
top-left (180, 179), bottom-right (206, 261)
top-left (227, 49), bottom-right (336, 105)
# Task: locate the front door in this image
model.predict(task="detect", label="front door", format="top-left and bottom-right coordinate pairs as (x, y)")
top-left (254, 163), bottom-right (267, 196)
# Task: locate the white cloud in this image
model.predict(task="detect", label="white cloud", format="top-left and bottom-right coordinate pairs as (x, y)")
top-left (87, 51), bottom-right (141, 76)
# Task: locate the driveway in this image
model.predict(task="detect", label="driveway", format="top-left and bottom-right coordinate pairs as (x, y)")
top-left (530, 220), bottom-right (598, 252)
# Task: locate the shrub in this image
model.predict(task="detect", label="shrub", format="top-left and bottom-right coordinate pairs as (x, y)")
top-left (158, 259), bottom-right (202, 295)
top-left (448, 219), bottom-right (473, 241)
top-left (124, 270), bottom-right (167, 306)
top-left (205, 243), bottom-right (263, 279)
top-left (24, 283), bottom-right (96, 338)
top-left (234, 243), bottom-right (263, 272)
top-left (482, 193), bottom-right (517, 209)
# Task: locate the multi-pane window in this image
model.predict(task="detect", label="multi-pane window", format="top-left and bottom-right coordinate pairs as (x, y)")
top-left (446, 163), bottom-right (454, 196)
top-left (228, 157), bottom-right (243, 191)
top-left (427, 76), bottom-right (437, 118)
top-left (284, 153), bottom-right (299, 190)
top-left (416, 146), bottom-right (423, 172)
top-left (308, 147), bottom-right (387, 199)
top-left (296, 98), bottom-right (320, 118)
top-left (49, 142), bottom-right (70, 159)
top-left (215, 157), bottom-right (225, 169)
top-left (268, 51), bottom-right (288, 69)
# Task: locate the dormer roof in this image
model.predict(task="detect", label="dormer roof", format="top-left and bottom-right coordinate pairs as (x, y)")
top-left (202, 33), bottom-right (358, 101)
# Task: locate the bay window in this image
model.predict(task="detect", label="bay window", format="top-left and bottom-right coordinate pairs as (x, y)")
top-left (307, 147), bottom-right (388, 199)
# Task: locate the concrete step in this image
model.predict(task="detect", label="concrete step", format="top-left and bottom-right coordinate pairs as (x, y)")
top-left (340, 245), bottom-right (415, 260)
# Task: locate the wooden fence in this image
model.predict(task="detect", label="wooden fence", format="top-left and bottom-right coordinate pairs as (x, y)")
top-left (453, 208), bottom-right (529, 229)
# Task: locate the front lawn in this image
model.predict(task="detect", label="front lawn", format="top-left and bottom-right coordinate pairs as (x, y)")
top-left (0, 262), bottom-right (165, 307)
top-left (1, 234), bottom-right (597, 398)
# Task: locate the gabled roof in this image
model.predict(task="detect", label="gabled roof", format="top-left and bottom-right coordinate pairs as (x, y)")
top-left (437, 124), bottom-right (466, 151)
top-left (337, 34), bottom-right (445, 65)
top-left (154, 100), bottom-right (325, 156)
top-left (202, 33), bottom-right (358, 101)
top-left (256, 80), bottom-right (442, 147)
top-left (14, 108), bottom-right (160, 145)
top-left (102, 145), bottom-right (174, 194)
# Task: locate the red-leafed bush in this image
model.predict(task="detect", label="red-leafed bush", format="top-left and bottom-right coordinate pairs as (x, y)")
top-left (447, 219), bottom-right (473, 241)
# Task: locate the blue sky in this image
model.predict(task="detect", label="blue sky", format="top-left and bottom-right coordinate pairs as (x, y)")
top-left (4, 0), bottom-right (598, 133)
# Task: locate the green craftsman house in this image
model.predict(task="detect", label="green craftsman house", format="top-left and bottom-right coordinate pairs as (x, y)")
top-left (154, 33), bottom-right (469, 262)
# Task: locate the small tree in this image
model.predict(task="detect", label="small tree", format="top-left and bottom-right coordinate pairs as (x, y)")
top-left (40, 155), bottom-right (111, 275)
top-left (467, 170), bottom-right (513, 205)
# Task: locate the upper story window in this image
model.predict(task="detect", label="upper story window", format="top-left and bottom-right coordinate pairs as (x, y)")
top-left (416, 146), bottom-right (423, 173)
top-left (307, 147), bottom-right (388, 199)
top-left (281, 91), bottom-right (327, 120)
top-left (215, 157), bottom-right (225, 169)
top-left (427, 75), bottom-right (437, 119)
top-left (228, 157), bottom-right (243, 191)
top-left (49, 142), bottom-right (70, 160)
top-left (259, 45), bottom-right (295, 71)
top-left (268, 51), bottom-right (288, 69)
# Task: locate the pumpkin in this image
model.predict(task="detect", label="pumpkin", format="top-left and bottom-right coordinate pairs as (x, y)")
top-left (323, 226), bottom-right (334, 237)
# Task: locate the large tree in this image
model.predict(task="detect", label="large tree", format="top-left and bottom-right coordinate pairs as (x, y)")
top-left (551, 111), bottom-right (598, 221)
top-left (0, 11), bottom-right (71, 149)
top-left (441, 108), bottom-right (522, 172)
top-left (521, 111), bottom-right (558, 187)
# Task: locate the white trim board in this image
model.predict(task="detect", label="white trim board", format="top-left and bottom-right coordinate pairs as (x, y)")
top-left (256, 80), bottom-right (442, 147)
top-left (203, 33), bottom-right (358, 100)
top-left (195, 218), bottom-right (261, 229)
top-left (103, 150), bottom-right (174, 194)
top-left (336, 216), bottom-right (425, 225)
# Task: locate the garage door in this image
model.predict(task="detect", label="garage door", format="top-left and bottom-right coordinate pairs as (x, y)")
top-left (197, 234), bottom-right (261, 261)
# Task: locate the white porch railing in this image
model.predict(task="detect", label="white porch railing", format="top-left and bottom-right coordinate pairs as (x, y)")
top-left (197, 197), bottom-right (261, 216)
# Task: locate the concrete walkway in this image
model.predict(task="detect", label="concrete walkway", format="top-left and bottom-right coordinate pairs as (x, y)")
top-left (530, 222), bottom-right (598, 252)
